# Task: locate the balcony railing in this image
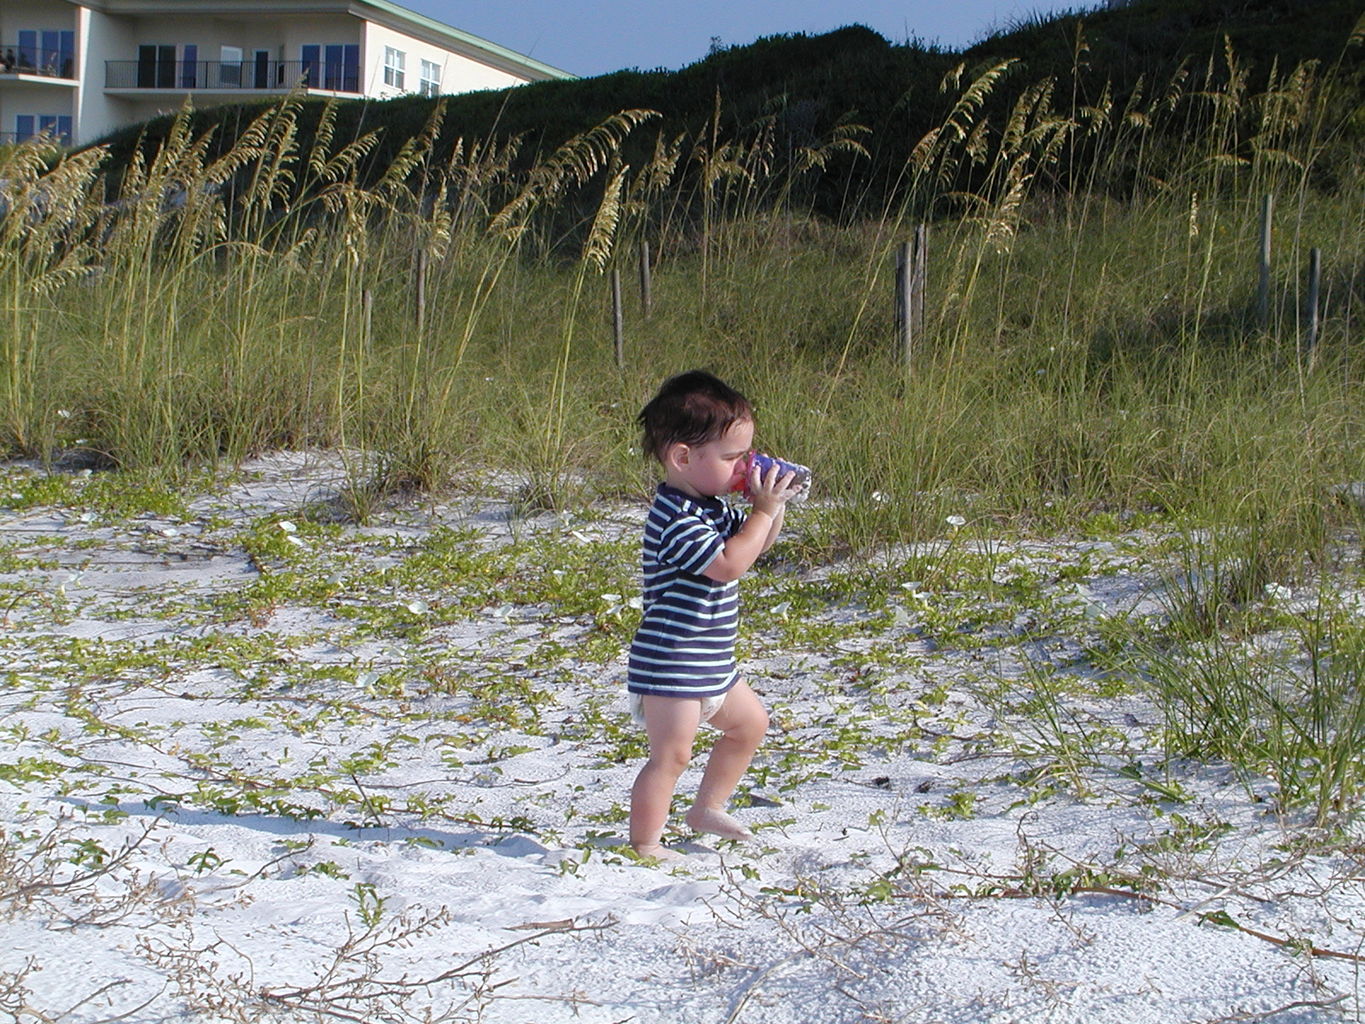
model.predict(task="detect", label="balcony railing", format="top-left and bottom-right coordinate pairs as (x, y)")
top-left (1, 46), bottom-right (76, 79)
top-left (105, 59), bottom-right (360, 93)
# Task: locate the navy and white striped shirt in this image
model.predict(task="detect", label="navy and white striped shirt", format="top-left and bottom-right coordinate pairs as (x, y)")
top-left (627, 484), bottom-right (747, 698)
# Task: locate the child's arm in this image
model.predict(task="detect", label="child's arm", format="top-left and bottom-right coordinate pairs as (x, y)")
top-left (759, 504), bottom-right (786, 554)
top-left (702, 465), bottom-right (797, 583)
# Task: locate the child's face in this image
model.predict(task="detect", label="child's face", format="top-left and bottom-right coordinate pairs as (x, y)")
top-left (666, 418), bottom-right (754, 499)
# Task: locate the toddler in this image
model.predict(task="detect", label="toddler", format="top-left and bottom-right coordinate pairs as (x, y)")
top-left (627, 370), bottom-right (802, 861)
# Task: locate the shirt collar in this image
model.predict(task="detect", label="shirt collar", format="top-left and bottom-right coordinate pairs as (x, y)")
top-left (657, 482), bottom-right (726, 511)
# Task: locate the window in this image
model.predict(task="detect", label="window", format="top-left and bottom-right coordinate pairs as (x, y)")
top-left (419, 59), bottom-right (440, 97)
top-left (218, 45), bottom-right (243, 87)
top-left (252, 49), bottom-right (270, 90)
top-left (44, 31), bottom-right (75, 77)
top-left (136, 45), bottom-right (176, 88)
top-left (11, 28), bottom-right (74, 77)
top-left (301, 44), bottom-right (319, 87)
top-left (180, 44), bottom-right (198, 88)
top-left (16, 30), bottom-right (74, 76)
top-left (134, 44), bottom-right (203, 88)
top-left (15, 115), bottom-right (71, 144)
top-left (17, 30), bottom-right (76, 77)
top-left (310, 44), bottom-right (358, 91)
top-left (383, 46), bottom-right (405, 90)
top-left (39, 115), bottom-right (73, 143)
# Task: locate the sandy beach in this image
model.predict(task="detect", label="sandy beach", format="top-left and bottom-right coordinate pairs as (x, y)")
top-left (2, 451), bottom-right (1362, 1024)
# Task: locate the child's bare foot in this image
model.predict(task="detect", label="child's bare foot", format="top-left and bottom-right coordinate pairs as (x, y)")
top-left (684, 807), bottom-right (753, 841)
top-left (632, 843), bottom-right (686, 864)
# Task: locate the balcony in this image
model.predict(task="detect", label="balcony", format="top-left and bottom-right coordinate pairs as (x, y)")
top-left (105, 59), bottom-right (360, 94)
top-left (1, 44), bottom-right (76, 80)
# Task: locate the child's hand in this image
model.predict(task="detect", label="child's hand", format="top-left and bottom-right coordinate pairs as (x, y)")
top-left (747, 461), bottom-right (801, 516)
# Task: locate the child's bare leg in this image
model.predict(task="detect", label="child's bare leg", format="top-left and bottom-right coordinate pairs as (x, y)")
top-left (630, 696), bottom-right (703, 859)
top-left (686, 681), bottom-right (768, 841)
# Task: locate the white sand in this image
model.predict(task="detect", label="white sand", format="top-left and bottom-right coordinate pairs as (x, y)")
top-left (0, 451), bottom-right (1361, 1023)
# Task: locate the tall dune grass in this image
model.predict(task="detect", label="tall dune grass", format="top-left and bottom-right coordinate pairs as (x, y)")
top-left (0, 35), bottom-right (1360, 541)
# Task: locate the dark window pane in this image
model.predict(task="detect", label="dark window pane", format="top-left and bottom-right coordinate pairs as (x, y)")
top-left (343, 44), bottom-right (359, 92)
top-left (181, 44), bottom-right (197, 88)
top-left (137, 44), bottom-right (156, 87)
top-left (301, 44), bottom-right (319, 87)
top-left (156, 45), bottom-right (174, 87)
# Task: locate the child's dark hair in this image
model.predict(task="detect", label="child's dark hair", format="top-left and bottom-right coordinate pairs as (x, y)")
top-left (638, 370), bottom-right (753, 463)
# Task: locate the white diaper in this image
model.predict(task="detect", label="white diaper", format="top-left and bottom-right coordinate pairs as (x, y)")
top-left (629, 692), bottom-right (726, 728)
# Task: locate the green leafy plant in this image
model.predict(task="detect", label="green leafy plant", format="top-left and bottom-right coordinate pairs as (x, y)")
top-left (349, 882), bottom-right (386, 928)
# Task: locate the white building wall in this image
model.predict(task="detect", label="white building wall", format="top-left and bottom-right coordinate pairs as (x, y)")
top-left (117, 14), bottom-right (272, 60)
top-left (76, 7), bottom-right (136, 143)
top-left (0, 81), bottom-right (74, 122)
top-left (361, 21), bottom-right (522, 99)
top-left (435, 43), bottom-right (527, 96)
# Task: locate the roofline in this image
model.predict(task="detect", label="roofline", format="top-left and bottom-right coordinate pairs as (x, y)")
top-left (354, 0), bottom-right (574, 80)
top-left (64, 0), bottom-right (575, 81)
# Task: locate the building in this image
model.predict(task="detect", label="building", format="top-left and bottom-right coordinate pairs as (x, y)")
top-left (0, 0), bottom-right (572, 147)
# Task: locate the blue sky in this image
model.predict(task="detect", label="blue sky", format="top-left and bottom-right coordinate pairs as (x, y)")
top-left (404, 1), bottom-right (1098, 78)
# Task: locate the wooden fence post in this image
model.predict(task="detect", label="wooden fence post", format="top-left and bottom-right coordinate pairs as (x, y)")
top-left (639, 241), bottom-right (653, 319)
top-left (611, 267), bottom-right (625, 369)
top-left (1258, 194), bottom-right (1273, 329)
top-left (895, 227), bottom-right (928, 374)
top-left (1305, 247), bottom-right (1322, 365)
top-left (896, 241), bottom-right (911, 370)
top-left (911, 223), bottom-right (927, 345)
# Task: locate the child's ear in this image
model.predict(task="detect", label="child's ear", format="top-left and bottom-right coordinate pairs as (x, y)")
top-left (664, 442), bottom-right (691, 471)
